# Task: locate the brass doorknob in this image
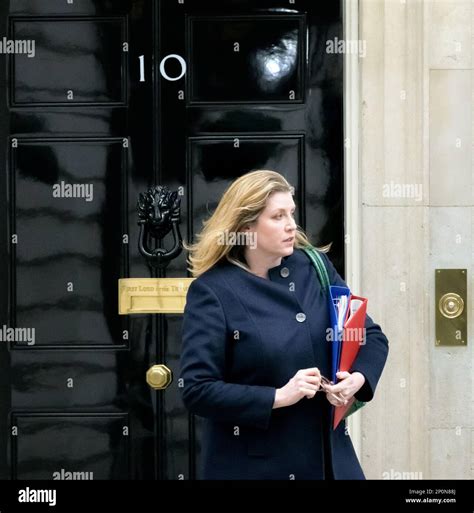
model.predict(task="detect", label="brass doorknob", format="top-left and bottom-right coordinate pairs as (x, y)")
top-left (438, 293), bottom-right (464, 319)
top-left (146, 364), bottom-right (173, 389)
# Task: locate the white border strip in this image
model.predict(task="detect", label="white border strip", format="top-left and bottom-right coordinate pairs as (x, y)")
top-left (343, 0), bottom-right (363, 458)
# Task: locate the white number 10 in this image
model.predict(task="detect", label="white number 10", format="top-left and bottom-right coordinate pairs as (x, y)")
top-left (139, 54), bottom-right (186, 82)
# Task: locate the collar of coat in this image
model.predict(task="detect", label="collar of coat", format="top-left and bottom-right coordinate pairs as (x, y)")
top-left (221, 248), bottom-right (302, 283)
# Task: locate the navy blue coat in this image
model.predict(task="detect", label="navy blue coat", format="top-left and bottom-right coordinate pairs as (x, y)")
top-left (179, 248), bottom-right (389, 479)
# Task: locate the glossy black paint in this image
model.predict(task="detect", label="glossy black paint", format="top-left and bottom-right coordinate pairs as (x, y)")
top-left (189, 16), bottom-right (304, 103)
top-left (0, 0), bottom-right (343, 480)
top-left (2, 0), bottom-right (155, 480)
top-left (13, 139), bottom-right (127, 348)
top-left (12, 18), bottom-right (126, 105)
top-left (162, 0), bottom-right (343, 480)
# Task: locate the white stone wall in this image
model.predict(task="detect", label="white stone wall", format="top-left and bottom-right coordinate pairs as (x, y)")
top-left (358, 0), bottom-right (473, 479)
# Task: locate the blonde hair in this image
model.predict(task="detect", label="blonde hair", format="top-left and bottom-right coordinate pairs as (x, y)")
top-left (183, 170), bottom-right (332, 277)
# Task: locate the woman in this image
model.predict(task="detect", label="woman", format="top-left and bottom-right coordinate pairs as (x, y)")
top-left (179, 170), bottom-right (389, 480)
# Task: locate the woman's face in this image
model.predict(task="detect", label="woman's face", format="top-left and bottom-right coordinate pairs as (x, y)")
top-left (244, 191), bottom-right (297, 259)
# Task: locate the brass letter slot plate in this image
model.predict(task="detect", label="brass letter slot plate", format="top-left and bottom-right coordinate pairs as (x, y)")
top-left (435, 269), bottom-right (467, 346)
top-left (119, 278), bottom-right (195, 315)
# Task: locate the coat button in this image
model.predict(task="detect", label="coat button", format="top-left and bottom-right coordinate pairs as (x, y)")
top-left (296, 312), bottom-right (306, 322)
top-left (280, 267), bottom-right (290, 278)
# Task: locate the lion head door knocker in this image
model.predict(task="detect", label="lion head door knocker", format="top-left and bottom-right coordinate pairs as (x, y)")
top-left (118, 185), bottom-right (191, 316)
top-left (137, 185), bottom-right (182, 270)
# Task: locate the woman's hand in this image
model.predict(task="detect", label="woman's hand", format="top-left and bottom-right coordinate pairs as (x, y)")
top-left (322, 371), bottom-right (365, 407)
top-left (273, 367), bottom-right (322, 408)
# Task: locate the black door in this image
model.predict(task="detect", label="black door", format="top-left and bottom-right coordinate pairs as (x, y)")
top-left (160, 0), bottom-right (343, 480)
top-left (0, 0), bottom-right (343, 480)
top-left (0, 0), bottom-right (157, 480)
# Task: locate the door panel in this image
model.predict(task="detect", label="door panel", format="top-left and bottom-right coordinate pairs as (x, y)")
top-left (188, 136), bottom-right (303, 229)
top-left (188, 15), bottom-right (305, 103)
top-left (12, 413), bottom-right (129, 480)
top-left (11, 18), bottom-right (126, 105)
top-left (11, 138), bottom-right (127, 348)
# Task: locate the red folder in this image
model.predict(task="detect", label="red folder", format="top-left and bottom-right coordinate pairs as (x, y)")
top-left (333, 294), bottom-right (368, 430)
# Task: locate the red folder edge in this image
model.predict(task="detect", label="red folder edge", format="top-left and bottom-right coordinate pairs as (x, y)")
top-left (333, 295), bottom-right (368, 430)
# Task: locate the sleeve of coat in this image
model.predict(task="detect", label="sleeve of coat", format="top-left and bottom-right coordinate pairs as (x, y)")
top-left (319, 251), bottom-right (389, 402)
top-left (179, 277), bottom-right (276, 429)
